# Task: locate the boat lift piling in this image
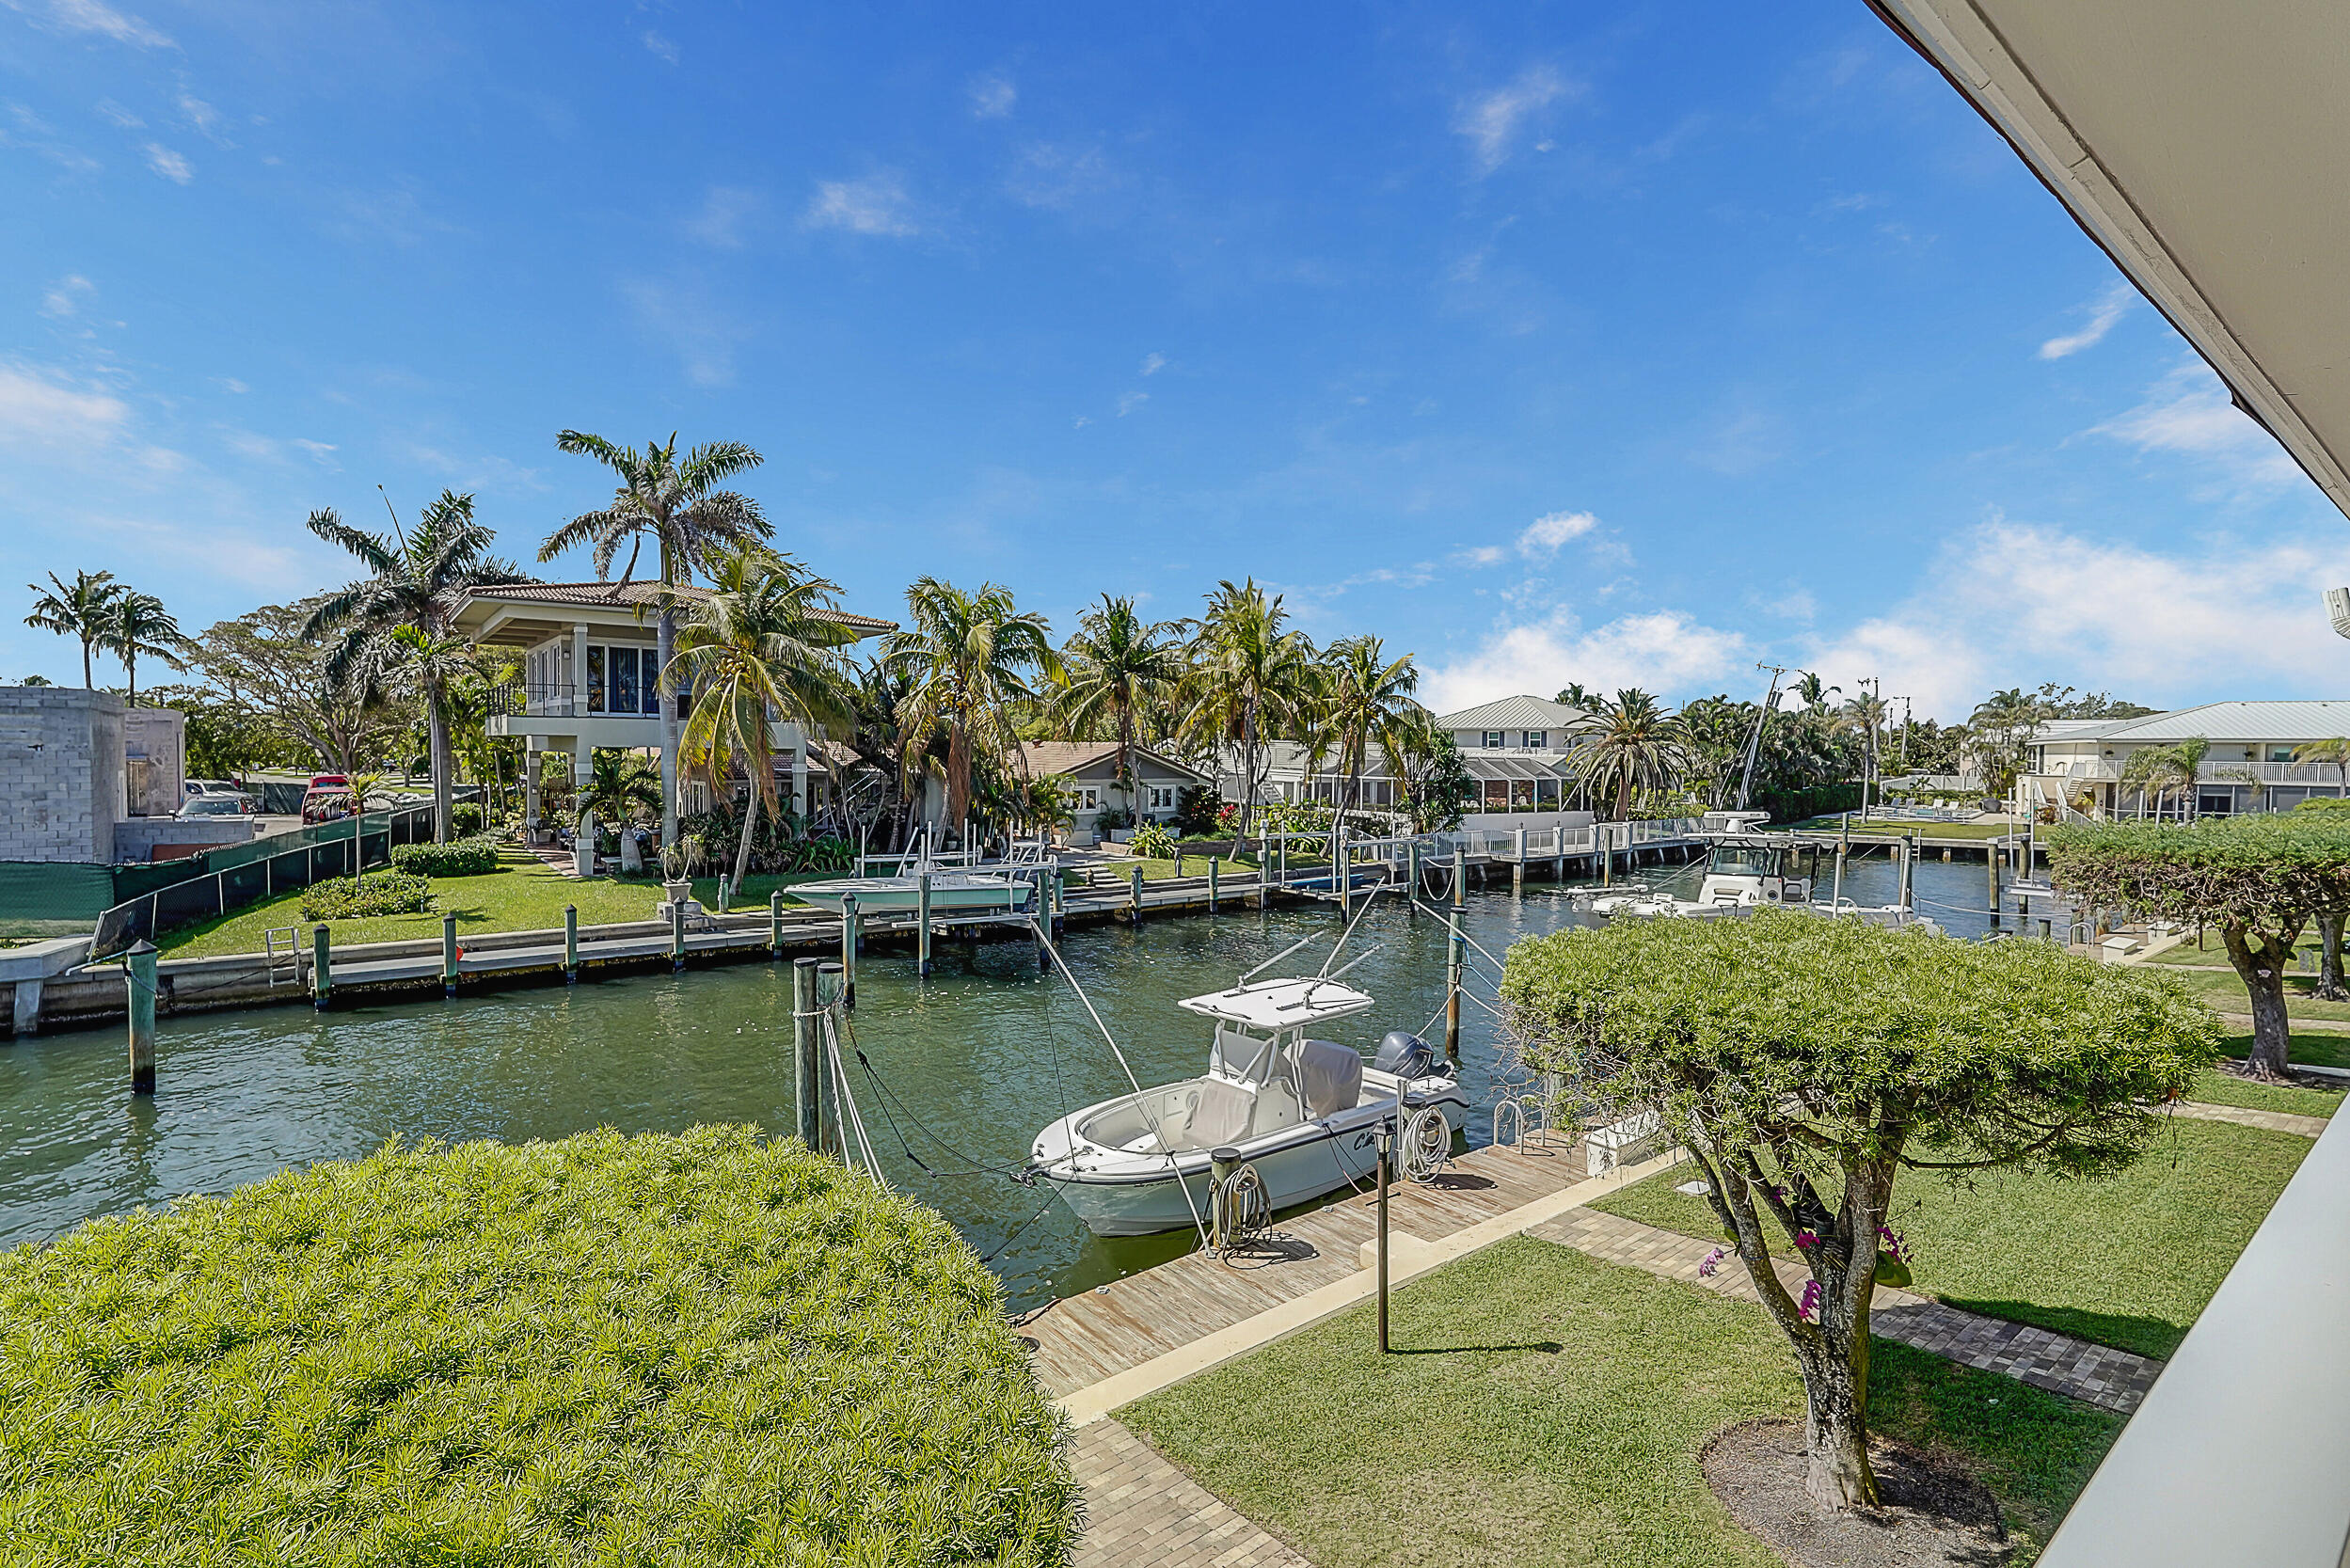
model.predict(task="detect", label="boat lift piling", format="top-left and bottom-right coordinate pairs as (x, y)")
top-left (840, 893), bottom-right (859, 1006)
top-left (791, 958), bottom-right (821, 1149)
top-left (1512, 827), bottom-right (1526, 895)
top-left (311, 925), bottom-right (331, 1010)
top-left (1445, 846), bottom-right (1466, 1062)
top-left (1130, 863), bottom-right (1145, 927)
top-left (125, 940), bottom-right (157, 1096)
top-left (441, 913), bottom-right (459, 998)
top-left (916, 873), bottom-right (932, 977)
top-left (564, 905), bottom-right (579, 982)
top-left (669, 900), bottom-right (686, 973)
top-left (1208, 854), bottom-right (1220, 913)
top-left (1375, 1117), bottom-right (1392, 1354)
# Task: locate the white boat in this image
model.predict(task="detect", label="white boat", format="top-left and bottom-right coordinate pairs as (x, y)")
top-left (1029, 976), bottom-right (1470, 1237)
top-left (789, 835), bottom-right (1048, 915)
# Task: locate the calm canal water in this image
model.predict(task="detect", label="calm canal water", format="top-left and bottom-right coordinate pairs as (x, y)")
top-left (0, 853), bottom-right (1996, 1308)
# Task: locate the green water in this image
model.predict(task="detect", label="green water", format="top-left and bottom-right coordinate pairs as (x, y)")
top-left (0, 854), bottom-right (1974, 1308)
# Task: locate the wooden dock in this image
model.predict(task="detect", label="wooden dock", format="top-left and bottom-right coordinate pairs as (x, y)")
top-left (1024, 1134), bottom-right (1630, 1403)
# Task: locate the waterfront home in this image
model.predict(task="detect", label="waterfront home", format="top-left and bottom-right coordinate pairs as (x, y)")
top-left (1221, 696), bottom-right (1592, 817)
top-left (452, 582), bottom-right (895, 847)
top-left (2024, 701), bottom-right (2350, 817)
top-left (1014, 741), bottom-right (1214, 844)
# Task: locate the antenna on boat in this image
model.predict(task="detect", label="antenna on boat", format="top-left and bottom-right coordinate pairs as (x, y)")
top-left (1239, 933), bottom-right (1318, 986)
top-left (1317, 879), bottom-right (1387, 977)
top-left (1735, 663), bottom-right (1786, 811)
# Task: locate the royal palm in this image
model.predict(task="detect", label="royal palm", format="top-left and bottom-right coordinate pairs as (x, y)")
top-left (540, 431), bottom-right (771, 858)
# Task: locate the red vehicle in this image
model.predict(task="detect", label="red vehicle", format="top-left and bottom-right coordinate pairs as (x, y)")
top-left (301, 774), bottom-right (353, 825)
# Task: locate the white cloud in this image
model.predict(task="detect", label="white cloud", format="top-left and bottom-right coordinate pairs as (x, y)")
top-left (1517, 508), bottom-right (1598, 558)
top-left (94, 98), bottom-right (142, 127)
top-left (8, 0), bottom-right (173, 48)
top-left (619, 276), bottom-right (745, 388)
top-left (176, 90), bottom-right (227, 143)
top-left (803, 173), bottom-right (919, 237)
top-left (686, 185), bottom-right (763, 248)
top-left (1072, 415), bottom-right (1091, 430)
top-left (1005, 141), bottom-right (1118, 210)
top-left (1802, 518), bottom-right (2350, 719)
top-left (141, 141), bottom-right (191, 182)
top-left (1424, 610), bottom-right (1749, 712)
top-left (0, 362), bottom-right (130, 451)
top-left (2089, 360), bottom-right (2302, 491)
top-left (2039, 280), bottom-right (2136, 359)
top-left (1117, 390), bottom-right (1149, 417)
top-left (641, 29), bottom-right (678, 64)
top-left (39, 273), bottom-right (92, 317)
top-left (1453, 545), bottom-right (1508, 567)
top-left (293, 438), bottom-right (338, 465)
top-left (212, 375), bottom-right (246, 393)
top-left (969, 72), bottom-right (1015, 119)
top-left (1140, 352), bottom-right (1166, 376)
top-left (1454, 66), bottom-right (1571, 174)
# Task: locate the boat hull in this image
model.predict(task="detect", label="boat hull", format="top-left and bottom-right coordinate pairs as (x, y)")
top-left (1036, 1084), bottom-right (1469, 1237)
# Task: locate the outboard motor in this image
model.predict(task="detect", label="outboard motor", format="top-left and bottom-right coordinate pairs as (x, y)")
top-left (1373, 1030), bottom-right (1437, 1080)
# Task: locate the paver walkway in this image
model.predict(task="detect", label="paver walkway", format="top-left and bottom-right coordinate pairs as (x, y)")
top-left (1071, 1418), bottom-right (1310, 1568)
top-left (2172, 1099), bottom-right (2330, 1138)
top-left (1532, 1207), bottom-right (2165, 1414)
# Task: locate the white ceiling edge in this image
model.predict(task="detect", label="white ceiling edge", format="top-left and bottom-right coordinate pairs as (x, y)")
top-left (1867, 0), bottom-right (2350, 525)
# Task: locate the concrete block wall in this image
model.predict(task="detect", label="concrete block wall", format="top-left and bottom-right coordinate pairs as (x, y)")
top-left (123, 707), bottom-right (185, 817)
top-left (0, 687), bottom-right (126, 863)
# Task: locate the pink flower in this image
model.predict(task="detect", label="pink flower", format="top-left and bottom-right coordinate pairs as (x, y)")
top-left (1799, 1280), bottom-right (1821, 1323)
top-left (1697, 1246), bottom-right (1725, 1278)
top-left (1795, 1229), bottom-right (1820, 1251)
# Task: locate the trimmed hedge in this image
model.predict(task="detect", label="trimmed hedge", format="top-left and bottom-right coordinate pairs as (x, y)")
top-left (0, 1128), bottom-right (1077, 1564)
top-left (391, 835), bottom-right (500, 877)
top-left (299, 870), bottom-right (434, 922)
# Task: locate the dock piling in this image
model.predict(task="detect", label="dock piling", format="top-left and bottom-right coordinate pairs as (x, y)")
top-left (916, 873), bottom-right (932, 977)
top-left (791, 958), bottom-right (821, 1149)
top-left (1130, 863), bottom-right (1144, 926)
top-left (670, 899), bottom-right (686, 973)
top-left (1375, 1119), bottom-right (1391, 1354)
top-left (125, 940), bottom-right (157, 1096)
top-left (1208, 855), bottom-right (1220, 912)
top-left (1512, 828), bottom-right (1526, 896)
top-left (842, 893), bottom-right (860, 1006)
top-left (310, 925), bottom-right (331, 1010)
top-left (770, 891), bottom-right (784, 959)
top-left (1405, 841), bottom-right (1420, 911)
top-left (816, 962), bottom-right (845, 1157)
top-left (441, 913), bottom-right (458, 998)
top-left (1445, 847), bottom-right (1465, 1062)
top-left (563, 905), bottom-right (579, 983)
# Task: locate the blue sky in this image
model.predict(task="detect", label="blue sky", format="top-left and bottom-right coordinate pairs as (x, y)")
top-left (4, 1), bottom-right (2345, 720)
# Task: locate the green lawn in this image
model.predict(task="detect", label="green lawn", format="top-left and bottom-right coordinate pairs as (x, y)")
top-left (1067, 854), bottom-right (1257, 885)
top-left (1592, 1118), bottom-right (2308, 1360)
top-left (2146, 928), bottom-right (2327, 967)
top-left (159, 850), bottom-right (833, 958)
top-left (2151, 964), bottom-right (2350, 1022)
top-left (2186, 1067), bottom-right (2342, 1117)
top-left (2220, 1030), bottom-right (2350, 1070)
top-left (1124, 1237), bottom-right (2119, 1568)
top-left (1784, 816), bottom-right (2015, 840)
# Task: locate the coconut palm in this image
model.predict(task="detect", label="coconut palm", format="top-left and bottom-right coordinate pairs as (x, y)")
top-left (1179, 579), bottom-right (1315, 837)
top-left (580, 750), bottom-right (664, 837)
top-left (2295, 736), bottom-right (2350, 798)
top-left (1793, 671), bottom-right (1839, 712)
top-left (667, 548), bottom-right (857, 891)
top-left (884, 578), bottom-right (1058, 837)
top-left (341, 770), bottom-right (388, 886)
top-left (1569, 689), bottom-right (1691, 819)
top-left (304, 490), bottom-right (525, 842)
top-left (23, 570), bottom-right (122, 689)
top-left (1554, 681), bottom-right (1595, 711)
top-left (98, 589), bottom-right (194, 705)
top-left (1056, 594), bottom-right (1185, 817)
top-left (1312, 635), bottom-right (1421, 814)
top-left (540, 431), bottom-right (772, 856)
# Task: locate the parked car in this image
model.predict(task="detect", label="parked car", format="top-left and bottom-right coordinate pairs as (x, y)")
top-left (302, 776), bottom-right (352, 824)
top-left (185, 777), bottom-right (242, 798)
top-left (178, 792), bottom-right (256, 819)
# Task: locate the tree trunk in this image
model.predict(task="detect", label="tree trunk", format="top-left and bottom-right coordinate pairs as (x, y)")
top-left (126, 650), bottom-right (137, 705)
top-left (81, 638), bottom-right (93, 690)
top-left (658, 604), bottom-right (680, 853)
top-left (427, 681), bottom-right (453, 843)
top-left (946, 721), bottom-right (971, 833)
top-left (1238, 704), bottom-right (1259, 839)
top-left (1799, 1340), bottom-right (1877, 1511)
top-left (2316, 911), bottom-right (2348, 1002)
top-left (733, 774), bottom-right (762, 892)
top-left (2223, 920), bottom-right (2300, 1079)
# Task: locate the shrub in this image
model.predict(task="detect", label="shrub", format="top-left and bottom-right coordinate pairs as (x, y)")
top-left (1092, 802), bottom-right (1135, 832)
top-left (1131, 822), bottom-right (1180, 859)
top-left (1173, 784), bottom-right (1223, 836)
top-left (0, 1128), bottom-right (1078, 1564)
top-left (390, 834), bottom-right (501, 877)
top-left (450, 801), bottom-right (485, 835)
top-left (298, 870), bottom-right (434, 921)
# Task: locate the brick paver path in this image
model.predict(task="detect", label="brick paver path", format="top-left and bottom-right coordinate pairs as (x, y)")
top-left (1532, 1208), bottom-right (2165, 1415)
top-left (1071, 1418), bottom-right (1311, 1568)
top-left (2171, 1099), bottom-right (2329, 1138)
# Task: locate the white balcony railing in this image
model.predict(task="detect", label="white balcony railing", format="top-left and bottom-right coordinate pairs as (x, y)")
top-left (2037, 759), bottom-right (2349, 787)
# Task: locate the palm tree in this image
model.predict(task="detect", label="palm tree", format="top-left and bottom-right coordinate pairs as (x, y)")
top-left (1555, 681), bottom-right (1595, 710)
top-left (1793, 672), bottom-right (1839, 712)
top-left (1056, 594), bottom-right (1184, 818)
top-left (541, 431), bottom-right (772, 857)
top-left (885, 578), bottom-right (1058, 836)
top-left (99, 589), bottom-right (193, 704)
top-left (667, 548), bottom-right (857, 891)
top-left (304, 490), bottom-right (524, 842)
top-left (1313, 635), bottom-right (1421, 814)
top-left (1569, 689), bottom-right (1691, 819)
top-left (2295, 736), bottom-right (2350, 800)
top-left (24, 570), bottom-right (122, 689)
top-left (342, 770), bottom-right (388, 886)
top-left (1179, 579), bottom-right (1315, 838)
top-left (580, 750), bottom-right (665, 845)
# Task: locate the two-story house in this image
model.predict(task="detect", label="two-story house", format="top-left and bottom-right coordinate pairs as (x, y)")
top-left (1215, 695), bottom-right (1596, 820)
top-left (2024, 701), bottom-right (2350, 818)
top-left (453, 582), bottom-right (895, 863)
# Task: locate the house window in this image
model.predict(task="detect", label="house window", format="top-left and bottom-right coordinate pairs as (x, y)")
top-left (1076, 786), bottom-right (1101, 811)
top-left (1524, 731), bottom-right (1547, 750)
top-left (1483, 730), bottom-right (1504, 750)
top-left (1148, 784), bottom-right (1177, 810)
top-left (1483, 780), bottom-right (1509, 808)
top-left (2272, 748), bottom-right (2294, 763)
top-left (585, 646), bottom-right (605, 713)
top-left (611, 646), bottom-right (641, 716)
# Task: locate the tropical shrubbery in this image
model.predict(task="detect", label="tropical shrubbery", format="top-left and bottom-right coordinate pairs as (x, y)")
top-left (1173, 784), bottom-right (1223, 837)
top-left (450, 801), bottom-right (485, 835)
top-left (1129, 822), bottom-right (1180, 859)
top-left (390, 834), bottom-right (501, 877)
top-left (672, 801), bottom-right (854, 875)
top-left (0, 1127), bottom-right (1077, 1564)
top-left (298, 870), bottom-right (434, 922)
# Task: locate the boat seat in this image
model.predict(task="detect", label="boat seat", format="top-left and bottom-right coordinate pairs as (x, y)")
top-left (1190, 1077), bottom-right (1257, 1147)
top-left (1119, 1132), bottom-right (1163, 1155)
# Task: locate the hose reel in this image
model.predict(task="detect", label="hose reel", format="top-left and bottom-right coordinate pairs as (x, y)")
top-left (1398, 1104), bottom-right (1451, 1183)
top-left (1209, 1148), bottom-right (1272, 1254)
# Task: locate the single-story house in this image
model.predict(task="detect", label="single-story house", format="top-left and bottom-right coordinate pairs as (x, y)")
top-left (2024, 701), bottom-right (2350, 817)
top-left (1017, 741), bottom-right (1214, 842)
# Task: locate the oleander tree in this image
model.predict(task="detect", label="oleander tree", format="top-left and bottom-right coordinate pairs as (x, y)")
top-left (1501, 911), bottom-right (2214, 1513)
top-left (2048, 814), bottom-right (2350, 1077)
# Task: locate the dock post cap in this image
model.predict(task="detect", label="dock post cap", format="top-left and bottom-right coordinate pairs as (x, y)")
top-left (1210, 1146), bottom-right (1241, 1163)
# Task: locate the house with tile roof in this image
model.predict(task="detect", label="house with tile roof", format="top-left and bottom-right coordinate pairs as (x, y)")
top-left (1013, 741), bottom-right (1214, 844)
top-left (2024, 701), bottom-right (2350, 817)
top-left (451, 582), bottom-right (897, 856)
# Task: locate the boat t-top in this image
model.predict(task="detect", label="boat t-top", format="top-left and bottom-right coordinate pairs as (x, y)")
top-left (1029, 968), bottom-right (1470, 1237)
top-left (789, 831), bottom-right (1050, 916)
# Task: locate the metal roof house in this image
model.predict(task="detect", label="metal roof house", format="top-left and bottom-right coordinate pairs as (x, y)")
top-left (2024, 701), bottom-right (2350, 817)
top-left (451, 582), bottom-right (895, 857)
top-left (1217, 695), bottom-right (1598, 820)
